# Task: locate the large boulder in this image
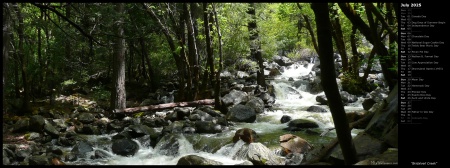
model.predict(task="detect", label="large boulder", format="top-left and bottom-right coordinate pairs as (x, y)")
top-left (280, 115), bottom-right (292, 124)
top-left (29, 115), bottom-right (46, 132)
top-left (222, 90), bottom-right (249, 107)
top-left (43, 120), bottom-right (60, 138)
top-left (154, 134), bottom-right (183, 156)
top-left (234, 143), bottom-right (285, 165)
top-left (340, 91), bottom-right (358, 104)
top-left (365, 84), bottom-right (398, 140)
top-left (245, 97), bottom-right (265, 114)
top-left (227, 104), bottom-right (256, 123)
top-left (78, 112), bottom-right (95, 124)
top-left (111, 138), bottom-right (139, 157)
top-left (330, 132), bottom-right (389, 165)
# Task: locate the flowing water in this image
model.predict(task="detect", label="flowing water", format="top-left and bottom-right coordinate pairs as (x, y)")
top-left (64, 63), bottom-right (365, 165)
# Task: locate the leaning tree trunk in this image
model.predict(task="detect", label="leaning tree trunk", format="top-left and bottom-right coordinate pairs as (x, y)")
top-left (110, 3), bottom-right (127, 116)
top-left (247, 3), bottom-right (265, 88)
top-left (311, 3), bottom-right (358, 165)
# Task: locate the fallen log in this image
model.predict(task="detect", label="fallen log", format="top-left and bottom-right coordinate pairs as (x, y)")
top-left (113, 99), bottom-right (215, 113)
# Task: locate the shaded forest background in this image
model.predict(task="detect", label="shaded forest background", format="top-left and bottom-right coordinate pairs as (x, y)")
top-left (2, 2), bottom-right (397, 117)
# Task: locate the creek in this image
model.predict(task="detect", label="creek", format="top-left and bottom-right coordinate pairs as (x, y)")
top-left (64, 62), bottom-right (365, 165)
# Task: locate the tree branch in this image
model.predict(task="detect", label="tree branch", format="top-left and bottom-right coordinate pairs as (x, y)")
top-left (32, 3), bottom-right (104, 46)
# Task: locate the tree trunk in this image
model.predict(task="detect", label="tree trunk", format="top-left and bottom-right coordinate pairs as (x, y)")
top-left (14, 3), bottom-right (31, 115)
top-left (203, 3), bottom-right (215, 88)
top-left (247, 3), bottom-right (265, 88)
top-left (140, 37), bottom-right (157, 92)
top-left (212, 4), bottom-right (226, 114)
top-left (114, 99), bottom-right (215, 113)
top-left (303, 14), bottom-right (319, 55)
top-left (339, 3), bottom-right (397, 90)
top-left (127, 40), bottom-right (134, 82)
top-left (365, 3), bottom-right (397, 43)
top-left (184, 3), bottom-right (200, 100)
top-left (138, 38), bottom-right (148, 81)
top-left (349, 26), bottom-right (360, 78)
top-left (143, 3), bottom-right (186, 101)
top-left (311, 3), bottom-right (358, 165)
top-left (3, 3), bottom-right (11, 114)
top-left (110, 3), bottom-right (127, 115)
top-left (330, 4), bottom-right (349, 72)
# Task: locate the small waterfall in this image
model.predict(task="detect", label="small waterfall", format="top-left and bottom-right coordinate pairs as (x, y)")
top-left (215, 139), bottom-right (246, 157)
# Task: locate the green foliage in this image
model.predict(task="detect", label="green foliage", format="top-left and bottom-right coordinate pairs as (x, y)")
top-left (61, 79), bottom-right (77, 86)
top-left (133, 112), bottom-right (145, 118)
top-left (91, 85), bottom-right (110, 102)
top-left (340, 72), bottom-right (369, 95)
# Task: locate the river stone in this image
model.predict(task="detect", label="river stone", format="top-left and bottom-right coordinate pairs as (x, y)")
top-left (280, 115), bottom-right (292, 124)
top-left (154, 134), bottom-right (182, 156)
top-left (315, 95), bottom-right (328, 105)
top-left (259, 92), bottom-right (275, 106)
top-left (273, 55), bottom-right (293, 66)
top-left (286, 119), bottom-right (319, 129)
top-left (29, 155), bottom-right (51, 165)
top-left (227, 104), bottom-right (256, 123)
top-left (222, 89), bottom-right (249, 106)
top-left (340, 91), bottom-right (358, 104)
top-left (234, 142), bottom-right (285, 165)
top-left (245, 97), bottom-right (265, 114)
top-left (306, 106), bottom-right (328, 113)
top-left (29, 115), bottom-right (46, 133)
top-left (12, 118), bottom-right (29, 133)
top-left (279, 134), bottom-right (313, 156)
top-left (71, 141), bottom-right (94, 158)
top-left (346, 111), bottom-right (369, 127)
top-left (25, 132), bottom-right (41, 141)
top-left (233, 128), bottom-right (258, 144)
top-left (190, 108), bottom-right (214, 121)
top-left (78, 112), bottom-right (95, 124)
top-left (16, 147), bottom-right (32, 161)
top-left (362, 98), bottom-right (377, 110)
top-left (94, 149), bottom-right (113, 159)
top-left (195, 121), bottom-right (222, 134)
top-left (177, 155), bottom-right (223, 165)
top-left (111, 138), bottom-right (139, 157)
top-left (365, 84), bottom-right (398, 139)
top-left (43, 121), bottom-right (60, 138)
